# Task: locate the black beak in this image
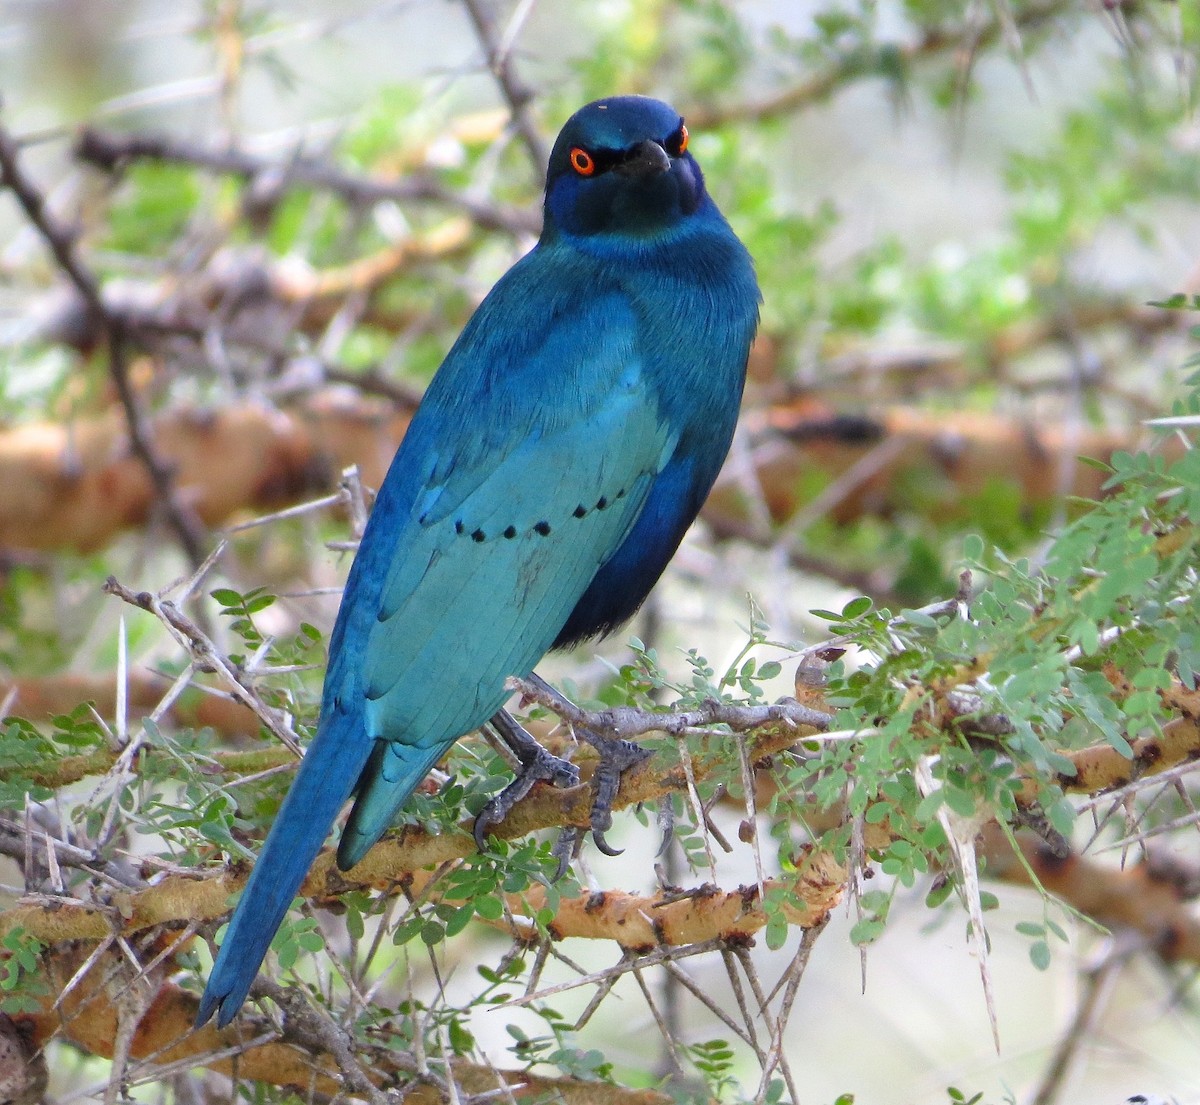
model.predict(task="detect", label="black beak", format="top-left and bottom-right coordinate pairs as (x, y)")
top-left (615, 139), bottom-right (671, 179)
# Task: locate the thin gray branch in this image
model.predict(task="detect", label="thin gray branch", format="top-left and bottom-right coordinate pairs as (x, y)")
top-left (75, 126), bottom-right (539, 236)
top-left (460, 0), bottom-right (548, 173)
top-left (0, 122), bottom-right (208, 565)
top-left (508, 675), bottom-right (833, 738)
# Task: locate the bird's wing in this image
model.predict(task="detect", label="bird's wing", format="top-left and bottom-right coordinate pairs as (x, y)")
top-left (336, 382), bottom-right (675, 860)
top-left (370, 384), bottom-right (673, 717)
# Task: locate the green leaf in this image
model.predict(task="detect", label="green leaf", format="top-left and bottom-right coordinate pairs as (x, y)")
top-left (1029, 940), bottom-right (1052, 970)
top-left (841, 595), bottom-right (873, 619)
top-left (475, 896), bottom-right (504, 922)
top-left (849, 917), bottom-right (885, 945)
top-left (765, 911), bottom-right (790, 950)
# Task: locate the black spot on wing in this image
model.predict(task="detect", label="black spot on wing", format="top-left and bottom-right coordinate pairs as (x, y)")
top-left (452, 484), bottom-right (636, 544)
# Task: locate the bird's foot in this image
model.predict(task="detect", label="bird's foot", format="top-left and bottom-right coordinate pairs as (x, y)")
top-left (577, 729), bottom-right (652, 857)
top-left (550, 825), bottom-right (582, 880)
top-left (537, 734), bottom-right (652, 878)
top-left (474, 710), bottom-right (580, 851)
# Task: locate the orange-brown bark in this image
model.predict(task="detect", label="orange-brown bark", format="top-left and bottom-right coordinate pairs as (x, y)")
top-left (982, 828), bottom-right (1200, 963)
top-left (0, 393), bottom-right (1165, 554)
top-left (707, 401), bottom-right (1168, 534)
top-left (0, 723), bottom-right (813, 947)
top-left (0, 394), bottom-right (413, 552)
top-left (20, 945), bottom-right (666, 1103)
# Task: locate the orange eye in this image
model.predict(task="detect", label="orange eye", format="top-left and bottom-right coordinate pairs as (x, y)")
top-left (676, 124), bottom-right (689, 154)
top-left (570, 147), bottom-right (595, 176)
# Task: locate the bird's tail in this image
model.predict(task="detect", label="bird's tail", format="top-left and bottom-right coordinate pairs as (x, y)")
top-left (336, 737), bottom-right (449, 870)
top-left (195, 709), bottom-right (371, 1028)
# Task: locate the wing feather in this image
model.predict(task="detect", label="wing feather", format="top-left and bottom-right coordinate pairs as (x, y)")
top-left (332, 285), bottom-right (677, 860)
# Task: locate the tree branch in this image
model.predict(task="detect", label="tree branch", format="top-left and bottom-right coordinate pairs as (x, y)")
top-left (25, 944), bottom-right (671, 1104)
top-left (686, 0), bottom-right (1076, 128)
top-left (0, 122), bottom-right (208, 565)
top-left (460, 0), bottom-right (548, 173)
top-left (74, 126), bottom-right (539, 237)
top-left (0, 719), bottom-right (815, 947)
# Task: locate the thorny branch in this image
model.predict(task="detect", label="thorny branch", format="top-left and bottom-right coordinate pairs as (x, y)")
top-left (33, 943), bottom-right (666, 1105)
top-left (74, 126), bottom-right (539, 237)
top-left (101, 575), bottom-right (300, 754)
top-left (0, 123), bottom-right (208, 566)
top-left (461, 0), bottom-right (548, 172)
top-left (0, 814), bottom-right (142, 890)
top-left (253, 980), bottom-right (393, 1105)
top-left (687, 0), bottom-right (1076, 128)
top-left (8, 616), bottom-right (1200, 1099)
top-left (508, 674), bottom-right (834, 739)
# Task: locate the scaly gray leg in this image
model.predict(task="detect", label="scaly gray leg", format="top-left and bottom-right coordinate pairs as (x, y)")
top-left (472, 707), bottom-right (580, 851)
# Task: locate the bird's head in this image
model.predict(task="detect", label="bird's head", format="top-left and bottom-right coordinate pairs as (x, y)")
top-left (542, 96), bottom-right (707, 244)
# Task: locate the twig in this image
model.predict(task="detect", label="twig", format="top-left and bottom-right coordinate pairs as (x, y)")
top-left (101, 575), bottom-right (300, 754)
top-left (254, 980), bottom-right (398, 1105)
top-left (0, 815), bottom-right (141, 889)
top-left (460, 0), bottom-right (548, 172)
top-left (503, 938), bottom-right (730, 1007)
top-left (686, 0), bottom-right (1074, 128)
top-left (1028, 938), bottom-right (1134, 1105)
top-left (75, 126), bottom-right (538, 236)
top-left (753, 918), bottom-right (828, 1105)
top-left (508, 676), bottom-right (832, 739)
top-left (659, 956), bottom-right (757, 1049)
top-left (0, 122), bottom-right (208, 565)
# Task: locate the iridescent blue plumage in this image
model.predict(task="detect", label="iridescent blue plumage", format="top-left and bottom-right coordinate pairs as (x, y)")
top-left (196, 95), bottom-right (759, 1027)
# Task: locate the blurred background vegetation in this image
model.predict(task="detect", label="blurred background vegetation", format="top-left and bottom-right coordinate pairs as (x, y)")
top-left (1, 1), bottom-right (1199, 1103)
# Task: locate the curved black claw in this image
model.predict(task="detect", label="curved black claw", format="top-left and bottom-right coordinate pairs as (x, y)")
top-left (580, 732), bottom-right (652, 856)
top-left (656, 798), bottom-right (675, 857)
top-left (550, 825), bottom-right (583, 881)
top-left (473, 709), bottom-right (580, 851)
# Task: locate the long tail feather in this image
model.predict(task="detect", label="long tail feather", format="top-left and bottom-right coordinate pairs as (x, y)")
top-left (335, 737), bottom-right (449, 870)
top-left (195, 709), bottom-right (370, 1028)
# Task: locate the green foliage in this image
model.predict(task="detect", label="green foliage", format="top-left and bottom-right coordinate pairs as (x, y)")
top-left (0, 710), bottom-right (107, 806)
top-left (0, 927), bottom-right (47, 1014)
top-left (506, 1009), bottom-right (616, 1082)
top-left (391, 841), bottom-right (561, 948)
top-left (1014, 913), bottom-right (1068, 972)
top-left (3, 1), bottom-right (1199, 1101)
top-left (211, 585), bottom-right (277, 653)
top-left (687, 1037), bottom-right (739, 1098)
top-left (101, 163), bottom-right (202, 255)
top-left (270, 911), bottom-right (326, 971)
top-left (945, 1089), bottom-right (985, 1105)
